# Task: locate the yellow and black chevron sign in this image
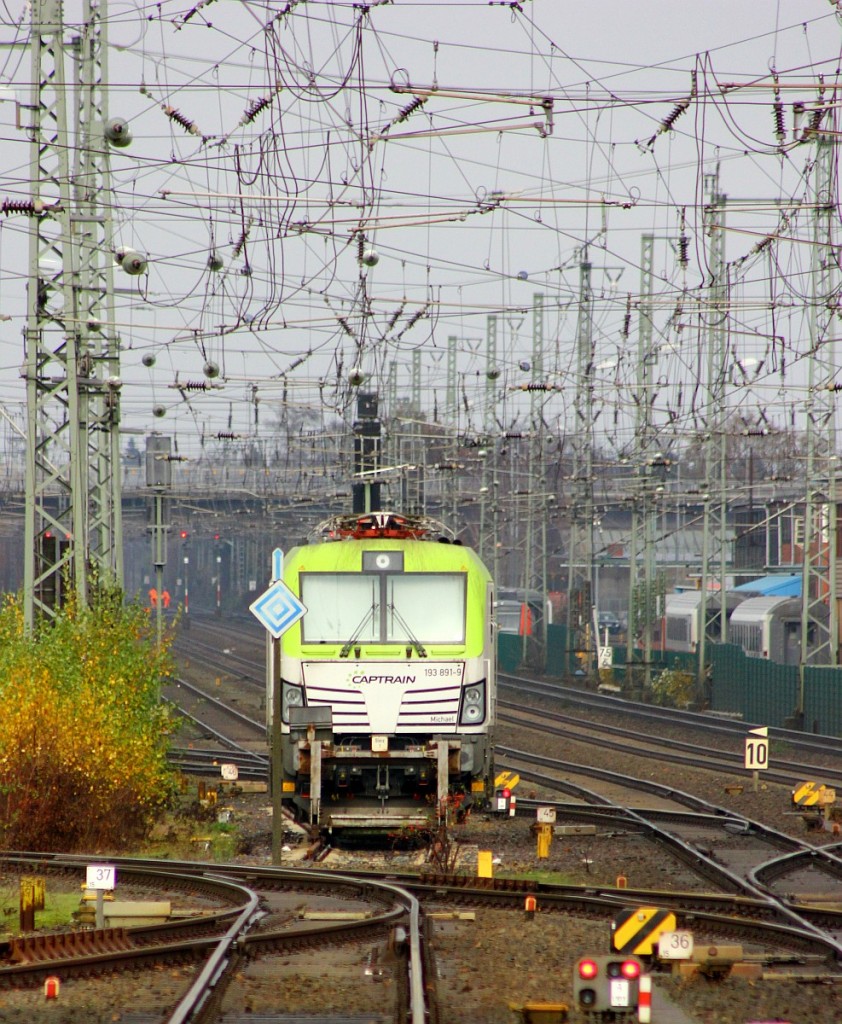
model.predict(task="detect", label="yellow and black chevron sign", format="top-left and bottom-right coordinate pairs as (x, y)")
top-left (612, 906), bottom-right (677, 955)
top-left (494, 771), bottom-right (520, 791)
top-left (792, 781), bottom-right (822, 807)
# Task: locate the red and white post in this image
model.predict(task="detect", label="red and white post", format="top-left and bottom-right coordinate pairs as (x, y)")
top-left (638, 973), bottom-right (652, 1023)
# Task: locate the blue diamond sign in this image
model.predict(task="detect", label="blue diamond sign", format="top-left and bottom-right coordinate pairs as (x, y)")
top-left (249, 549), bottom-right (307, 638)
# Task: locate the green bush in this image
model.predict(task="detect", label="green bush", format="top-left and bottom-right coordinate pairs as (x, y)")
top-left (0, 589), bottom-right (178, 851)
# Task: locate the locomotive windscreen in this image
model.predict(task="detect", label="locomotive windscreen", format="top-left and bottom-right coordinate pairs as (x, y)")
top-left (300, 572), bottom-right (466, 644)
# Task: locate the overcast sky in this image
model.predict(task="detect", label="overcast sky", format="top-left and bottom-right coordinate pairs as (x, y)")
top-left (0, 0), bottom-right (840, 462)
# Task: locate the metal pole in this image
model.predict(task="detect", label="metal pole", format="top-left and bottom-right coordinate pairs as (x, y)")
top-left (697, 167), bottom-right (727, 705)
top-left (799, 108), bottom-right (839, 719)
top-left (566, 257), bottom-right (595, 675)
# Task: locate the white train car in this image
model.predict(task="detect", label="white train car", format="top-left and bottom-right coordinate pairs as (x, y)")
top-left (657, 590), bottom-right (747, 653)
top-left (727, 595), bottom-right (831, 664)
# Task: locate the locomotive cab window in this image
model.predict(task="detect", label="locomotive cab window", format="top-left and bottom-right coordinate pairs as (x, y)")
top-left (300, 571), bottom-right (466, 644)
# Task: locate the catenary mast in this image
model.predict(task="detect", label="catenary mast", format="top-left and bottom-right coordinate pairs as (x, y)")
top-left (799, 104), bottom-right (839, 704)
top-left (23, 0), bottom-right (123, 627)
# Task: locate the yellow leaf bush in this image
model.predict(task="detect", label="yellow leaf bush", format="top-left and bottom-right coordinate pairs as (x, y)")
top-left (0, 588), bottom-right (178, 851)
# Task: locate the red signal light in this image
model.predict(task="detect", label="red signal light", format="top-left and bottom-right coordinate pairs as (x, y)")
top-left (578, 959), bottom-right (599, 980)
top-left (180, 530), bottom-right (189, 539)
top-left (213, 533), bottom-right (220, 541)
top-left (621, 960), bottom-right (641, 980)
top-left (501, 788), bottom-right (511, 799)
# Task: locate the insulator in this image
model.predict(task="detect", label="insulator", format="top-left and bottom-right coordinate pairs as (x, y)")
top-left (395, 96), bottom-right (426, 124)
top-left (805, 107), bottom-right (825, 139)
top-left (772, 100), bottom-right (785, 142)
top-left (622, 310), bottom-right (632, 339)
top-left (357, 233), bottom-right (365, 262)
top-left (2, 198), bottom-right (40, 217)
top-left (386, 303), bottom-right (405, 330)
top-left (240, 94), bottom-right (274, 126)
top-left (181, 0), bottom-right (217, 27)
top-left (232, 221), bottom-right (252, 259)
top-left (337, 316), bottom-right (355, 337)
top-left (216, 431), bottom-right (236, 439)
top-left (394, 307), bottom-right (427, 340)
top-left (180, 380), bottom-right (210, 391)
top-left (660, 99), bottom-right (689, 133)
top-left (504, 432), bottom-right (523, 439)
top-left (677, 233), bottom-right (689, 267)
top-left (162, 104), bottom-right (200, 137)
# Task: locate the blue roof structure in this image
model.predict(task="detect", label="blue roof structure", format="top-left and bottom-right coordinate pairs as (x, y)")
top-left (733, 574), bottom-right (802, 597)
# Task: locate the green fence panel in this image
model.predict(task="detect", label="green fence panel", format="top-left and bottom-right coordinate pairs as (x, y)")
top-left (546, 623), bottom-right (568, 677)
top-left (741, 659), bottom-right (798, 728)
top-left (499, 614), bottom-right (842, 736)
top-left (804, 666), bottom-right (842, 737)
top-left (667, 651), bottom-right (699, 675)
top-left (609, 648), bottom-right (697, 688)
top-left (711, 644), bottom-right (798, 726)
top-left (711, 644), bottom-right (747, 714)
top-left (497, 632), bottom-right (524, 674)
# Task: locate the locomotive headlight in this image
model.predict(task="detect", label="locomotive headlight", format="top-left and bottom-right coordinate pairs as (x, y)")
top-left (459, 681), bottom-right (486, 725)
top-left (282, 681), bottom-right (305, 722)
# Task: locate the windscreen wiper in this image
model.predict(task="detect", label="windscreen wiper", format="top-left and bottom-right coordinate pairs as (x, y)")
top-left (339, 605), bottom-right (375, 658)
top-left (388, 602), bottom-right (428, 658)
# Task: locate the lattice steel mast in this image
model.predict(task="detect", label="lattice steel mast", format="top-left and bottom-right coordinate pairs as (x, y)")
top-left (799, 108), bottom-right (839, 694)
top-left (566, 256), bottom-right (595, 671)
top-left (23, 0), bottom-right (123, 627)
top-left (696, 167), bottom-right (729, 698)
top-left (628, 234), bottom-right (659, 688)
top-left (73, 0), bottom-right (124, 586)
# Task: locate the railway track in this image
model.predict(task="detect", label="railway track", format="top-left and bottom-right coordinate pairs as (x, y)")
top-left (5, 840), bottom-right (842, 1022)
top-left (155, 619), bottom-right (842, 1020)
top-left (498, 699), bottom-right (842, 790)
top-left (500, 670), bottom-right (842, 761)
top-left (493, 743), bottom-right (842, 949)
top-left (0, 854), bottom-right (427, 1024)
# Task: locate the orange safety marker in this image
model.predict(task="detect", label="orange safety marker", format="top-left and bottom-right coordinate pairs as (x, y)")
top-left (638, 974), bottom-right (651, 1023)
top-left (524, 895), bottom-right (537, 919)
top-left (44, 976), bottom-right (60, 999)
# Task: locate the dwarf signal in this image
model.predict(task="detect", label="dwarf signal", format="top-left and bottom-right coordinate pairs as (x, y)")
top-left (573, 954), bottom-right (643, 1012)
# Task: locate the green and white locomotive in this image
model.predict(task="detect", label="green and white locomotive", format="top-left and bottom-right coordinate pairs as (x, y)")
top-left (271, 511), bottom-right (496, 833)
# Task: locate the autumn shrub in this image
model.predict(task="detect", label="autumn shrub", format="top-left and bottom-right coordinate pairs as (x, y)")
top-left (650, 665), bottom-right (695, 708)
top-left (0, 587), bottom-right (178, 851)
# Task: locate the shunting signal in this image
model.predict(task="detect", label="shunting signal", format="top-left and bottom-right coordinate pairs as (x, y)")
top-left (573, 955), bottom-right (642, 1012)
top-left (493, 771), bottom-right (519, 816)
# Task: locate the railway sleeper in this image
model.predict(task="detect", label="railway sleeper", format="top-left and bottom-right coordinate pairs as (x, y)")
top-left (9, 927), bottom-right (133, 964)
